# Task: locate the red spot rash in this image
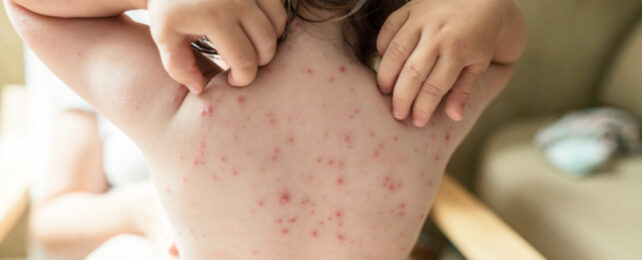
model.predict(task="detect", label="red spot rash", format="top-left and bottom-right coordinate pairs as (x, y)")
top-left (281, 229), bottom-right (289, 234)
top-left (264, 67), bottom-right (273, 73)
top-left (434, 155), bottom-right (440, 162)
top-left (200, 105), bottom-right (214, 117)
top-left (279, 192), bottom-right (291, 205)
top-left (288, 217), bottom-right (297, 223)
top-left (220, 156), bottom-right (227, 163)
top-left (329, 76), bottom-right (335, 83)
top-left (251, 250), bottom-right (260, 255)
top-left (317, 157), bottom-right (323, 164)
top-left (382, 176), bottom-right (403, 192)
top-left (369, 131), bottom-right (375, 137)
top-left (232, 170), bottom-right (239, 176)
top-left (237, 96), bottom-right (246, 104)
top-left (339, 66), bottom-right (346, 73)
top-left (336, 177), bottom-right (345, 186)
top-left (265, 113), bottom-right (277, 126)
top-left (287, 136), bottom-right (295, 144)
top-left (258, 200), bottom-right (265, 207)
top-left (337, 234), bottom-right (345, 241)
top-left (311, 230), bottom-right (319, 238)
top-left (306, 68), bottom-right (313, 75)
top-left (393, 136), bottom-right (399, 142)
top-left (445, 132), bottom-right (451, 141)
top-left (335, 211), bottom-right (343, 218)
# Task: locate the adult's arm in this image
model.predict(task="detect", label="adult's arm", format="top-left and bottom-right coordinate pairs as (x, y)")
top-left (4, 0), bottom-right (221, 145)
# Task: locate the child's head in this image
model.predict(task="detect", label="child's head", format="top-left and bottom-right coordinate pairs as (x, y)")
top-left (289, 0), bottom-right (407, 65)
top-left (191, 0), bottom-right (407, 67)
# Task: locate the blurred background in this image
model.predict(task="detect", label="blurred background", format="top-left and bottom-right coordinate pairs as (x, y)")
top-left (0, 0), bottom-right (641, 259)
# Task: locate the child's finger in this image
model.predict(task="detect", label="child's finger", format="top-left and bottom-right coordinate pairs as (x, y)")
top-left (377, 25), bottom-right (420, 95)
top-left (444, 66), bottom-right (482, 121)
top-left (205, 23), bottom-right (258, 87)
top-left (256, 0), bottom-right (287, 36)
top-left (153, 28), bottom-right (205, 94)
top-left (390, 36), bottom-right (438, 120)
top-left (376, 8), bottom-right (409, 55)
top-left (241, 8), bottom-right (278, 66)
top-left (411, 58), bottom-right (463, 126)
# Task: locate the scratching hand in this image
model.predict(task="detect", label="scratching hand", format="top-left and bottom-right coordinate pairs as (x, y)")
top-left (146, 0), bottom-right (287, 93)
top-left (377, 0), bottom-right (506, 126)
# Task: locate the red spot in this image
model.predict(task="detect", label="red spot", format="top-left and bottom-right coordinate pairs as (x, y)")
top-left (265, 113), bottom-right (277, 126)
top-left (277, 218), bottom-right (283, 224)
top-left (258, 200), bottom-right (265, 207)
top-left (382, 176), bottom-right (403, 192)
top-left (279, 192), bottom-right (291, 205)
top-left (288, 217), bottom-right (297, 223)
top-left (179, 155), bottom-right (184, 160)
top-left (165, 187), bottom-right (171, 193)
top-left (445, 133), bottom-right (451, 141)
top-left (220, 156), bottom-right (227, 163)
top-left (287, 136), bottom-right (295, 144)
top-left (264, 67), bottom-right (273, 73)
top-left (251, 250), bottom-right (259, 255)
top-left (328, 160), bottom-right (335, 166)
top-left (306, 68), bottom-right (313, 75)
top-left (169, 244), bottom-right (179, 256)
top-left (369, 131), bottom-right (375, 137)
top-left (336, 177), bottom-right (344, 186)
top-left (323, 132), bottom-right (329, 139)
top-left (337, 234), bottom-right (345, 241)
top-left (434, 155), bottom-right (440, 162)
top-left (373, 150), bottom-right (380, 157)
top-left (335, 211), bottom-right (343, 218)
top-left (281, 228), bottom-right (289, 234)
top-left (317, 157), bottom-right (323, 164)
top-left (311, 230), bottom-right (319, 238)
top-left (339, 66), bottom-right (346, 73)
top-left (319, 221), bottom-right (325, 225)
top-left (237, 96), bottom-right (246, 104)
top-left (393, 136), bottom-right (399, 142)
top-left (200, 105), bottom-right (214, 117)
top-left (399, 203), bottom-right (406, 209)
top-left (232, 170), bottom-right (239, 176)
top-left (329, 76), bottom-right (335, 83)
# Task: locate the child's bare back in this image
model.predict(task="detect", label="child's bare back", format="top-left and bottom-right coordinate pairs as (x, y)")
top-left (144, 23), bottom-right (505, 259)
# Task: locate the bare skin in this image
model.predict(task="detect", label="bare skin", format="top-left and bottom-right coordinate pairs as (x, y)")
top-left (6, 2), bottom-right (517, 259)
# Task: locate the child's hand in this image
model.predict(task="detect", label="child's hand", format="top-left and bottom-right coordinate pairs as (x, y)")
top-left (377, 0), bottom-right (507, 126)
top-left (146, 0), bottom-right (287, 93)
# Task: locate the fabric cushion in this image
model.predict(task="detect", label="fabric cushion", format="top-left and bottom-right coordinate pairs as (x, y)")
top-left (599, 18), bottom-right (642, 117)
top-left (476, 118), bottom-right (642, 260)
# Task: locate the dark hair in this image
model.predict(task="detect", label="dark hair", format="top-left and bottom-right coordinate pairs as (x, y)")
top-left (289, 0), bottom-right (407, 66)
top-left (191, 0), bottom-right (407, 67)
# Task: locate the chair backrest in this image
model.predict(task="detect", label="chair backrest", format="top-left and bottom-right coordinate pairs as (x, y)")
top-left (597, 17), bottom-right (642, 117)
top-left (450, 0), bottom-right (642, 185)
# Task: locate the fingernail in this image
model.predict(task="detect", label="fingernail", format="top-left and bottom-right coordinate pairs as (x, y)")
top-left (393, 109), bottom-right (402, 119)
top-left (413, 118), bottom-right (424, 127)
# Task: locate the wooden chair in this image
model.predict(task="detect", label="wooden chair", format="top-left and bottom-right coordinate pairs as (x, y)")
top-left (0, 86), bottom-right (544, 259)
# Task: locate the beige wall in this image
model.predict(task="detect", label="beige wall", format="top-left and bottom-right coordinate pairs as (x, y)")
top-left (0, 3), bottom-right (24, 87)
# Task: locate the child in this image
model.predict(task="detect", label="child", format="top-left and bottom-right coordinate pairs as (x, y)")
top-left (5, 0), bottom-right (525, 259)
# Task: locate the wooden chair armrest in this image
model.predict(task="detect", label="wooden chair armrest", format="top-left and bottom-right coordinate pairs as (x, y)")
top-left (430, 175), bottom-right (544, 260)
top-left (0, 85), bottom-right (30, 244)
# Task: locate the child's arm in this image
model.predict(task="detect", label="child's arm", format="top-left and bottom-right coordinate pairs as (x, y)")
top-left (8, 0), bottom-right (287, 92)
top-left (376, 0), bottom-right (526, 126)
top-left (5, 0), bottom-right (193, 145)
